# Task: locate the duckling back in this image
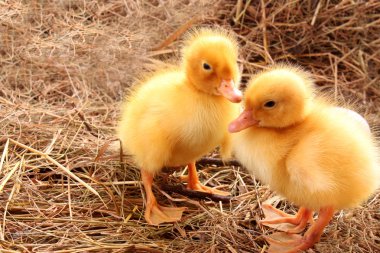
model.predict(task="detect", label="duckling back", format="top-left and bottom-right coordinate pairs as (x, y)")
top-left (282, 104), bottom-right (380, 210)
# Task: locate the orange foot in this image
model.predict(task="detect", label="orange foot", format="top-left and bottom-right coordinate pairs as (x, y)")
top-left (187, 181), bottom-right (231, 196)
top-left (141, 169), bottom-right (186, 225)
top-left (263, 206), bottom-right (335, 253)
top-left (186, 162), bottom-right (230, 196)
top-left (265, 232), bottom-right (305, 253)
top-left (260, 204), bottom-right (313, 233)
top-left (145, 200), bottom-right (187, 226)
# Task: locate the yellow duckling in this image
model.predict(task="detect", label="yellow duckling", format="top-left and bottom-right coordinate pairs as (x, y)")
top-left (118, 28), bottom-right (242, 225)
top-left (229, 65), bottom-right (379, 252)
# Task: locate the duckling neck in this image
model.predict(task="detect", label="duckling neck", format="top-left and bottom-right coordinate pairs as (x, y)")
top-left (282, 99), bottom-right (315, 128)
top-left (184, 75), bottom-right (221, 100)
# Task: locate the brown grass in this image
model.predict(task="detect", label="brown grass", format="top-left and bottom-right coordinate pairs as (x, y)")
top-left (0, 0), bottom-right (379, 252)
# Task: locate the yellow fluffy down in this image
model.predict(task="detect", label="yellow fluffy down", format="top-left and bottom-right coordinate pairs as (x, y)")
top-left (117, 28), bottom-right (240, 174)
top-left (232, 65), bottom-right (379, 211)
top-left (118, 71), bottom-right (238, 173)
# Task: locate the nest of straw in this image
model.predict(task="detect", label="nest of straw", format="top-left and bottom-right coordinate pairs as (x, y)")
top-left (0, 0), bottom-right (379, 252)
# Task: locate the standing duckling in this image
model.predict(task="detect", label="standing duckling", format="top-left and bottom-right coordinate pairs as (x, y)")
top-left (118, 28), bottom-right (242, 225)
top-left (229, 65), bottom-right (379, 252)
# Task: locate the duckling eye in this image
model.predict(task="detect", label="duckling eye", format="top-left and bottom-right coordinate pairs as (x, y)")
top-left (264, 100), bottom-right (276, 108)
top-left (202, 62), bottom-right (212, 71)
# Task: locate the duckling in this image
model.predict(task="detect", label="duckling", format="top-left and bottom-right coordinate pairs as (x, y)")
top-left (118, 28), bottom-right (242, 225)
top-left (229, 65), bottom-right (379, 252)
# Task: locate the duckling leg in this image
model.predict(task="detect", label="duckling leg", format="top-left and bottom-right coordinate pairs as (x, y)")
top-left (260, 204), bottom-right (313, 233)
top-left (186, 162), bottom-right (230, 196)
top-left (141, 170), bottom-right (186, 225)
top-left (265, 206), bottom-right (334, 253)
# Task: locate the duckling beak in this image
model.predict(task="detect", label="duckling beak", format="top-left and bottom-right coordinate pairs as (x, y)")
top-left (218, 79), bottom-right (242, 103)
top-left (228, 109), bottom-right (259, 133)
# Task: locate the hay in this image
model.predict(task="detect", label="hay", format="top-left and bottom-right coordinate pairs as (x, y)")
top-left (0, 0), bottom-right (379, 252)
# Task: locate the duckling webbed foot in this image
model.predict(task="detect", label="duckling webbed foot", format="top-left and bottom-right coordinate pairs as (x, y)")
top-left (263, 206), bottom-right (334, 253)
top-left (265, 232), bottom-right (304, 253)
top-left (145, 200), bottom-right (186, 225)
top-left (142, 169), bottom-right (186, 225)
top-left (180, 175), bottom-right (229, 195)
top-left (187, 181), bottom-right (230, 196)
top-left (186, 162), bottom-right (230, 196)
top-left (260, 204), bottom-right (313, 233)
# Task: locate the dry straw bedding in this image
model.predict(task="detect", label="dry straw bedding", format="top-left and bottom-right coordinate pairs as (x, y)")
top-left (0, 0), bottom-right (379, 252)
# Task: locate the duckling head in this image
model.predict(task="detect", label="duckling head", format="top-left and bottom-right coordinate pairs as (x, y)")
top-left (229, 65), bottom-right (315, 132)
top-left (182, 28), bottom-right (242, 103)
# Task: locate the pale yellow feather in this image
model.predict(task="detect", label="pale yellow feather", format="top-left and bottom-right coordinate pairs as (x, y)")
top-left (118, 28), bottom-right (240, 174)
top-left (232, 65), bottom-right (380, 211)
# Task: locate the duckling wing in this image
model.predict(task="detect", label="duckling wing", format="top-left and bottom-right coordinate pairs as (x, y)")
top-left (285, 132), bottom-right (337, 194)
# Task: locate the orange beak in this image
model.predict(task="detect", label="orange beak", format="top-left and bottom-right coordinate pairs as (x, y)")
top-left (228, 109), bottom-right (259, 133)
top-left (218, 79), bottom-right (242, 103)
